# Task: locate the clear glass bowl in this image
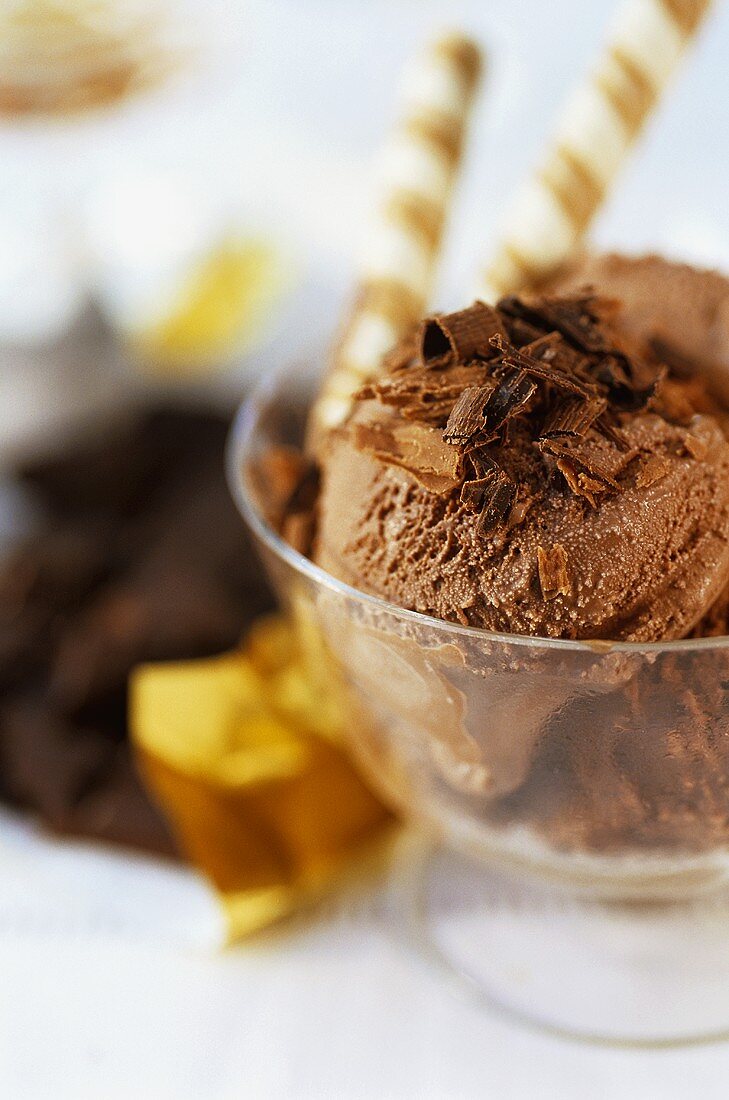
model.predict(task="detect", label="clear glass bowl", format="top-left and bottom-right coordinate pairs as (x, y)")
top-left (229, 363), bottom-right (729, 1045)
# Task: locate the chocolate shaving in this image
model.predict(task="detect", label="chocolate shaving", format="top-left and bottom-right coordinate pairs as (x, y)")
top-left (444, 386), bottom-right (492, 444)
top-left (538, 439), bottom-right (620, 484)
top-left (635, 455), bottom-right (671, 488)
top-left (609, 358), bottom-right (666, 411)
top-left (540, 394), bottom-right (607, 439)
top-left (421, 302), bottom-right (507, 367)
top-left (482, 369), bottom-right (537, 434)
top-left (476, 477), bottom-right (517, 537)
top-left (360, 365), bottom-right (491, 428)
top-left (461, 478), bottom-right (494, 511)
top-left (557, 462), bottom-right (611, 506)
top-left (502, 294), bottom-right (612, 354)
top-left (490, 335), bottom-right (595, 397)
top-left (468, 448), bottom-right (500, 481)
top-left (593, 354), bottom-right (632, 393)
top-left (520, 331), bottom-right (588, 373)
top-left (460, 455), bottom-right (501, 511)
top-left (504, 316), bottom-right (544, 347)
top-left (537, 545), bottom-right (571, 599)
top-left (540, 438), bottom-right (620, 505)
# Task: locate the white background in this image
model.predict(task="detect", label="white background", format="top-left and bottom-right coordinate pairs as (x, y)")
top-left (3, 0), bottom-right (729, 1096)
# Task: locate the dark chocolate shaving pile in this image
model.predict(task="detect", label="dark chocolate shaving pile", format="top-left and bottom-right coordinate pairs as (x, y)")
top-left (0, 408), bottom-right (275, 856)
top-left (357, 293), bottom-right (669, 538)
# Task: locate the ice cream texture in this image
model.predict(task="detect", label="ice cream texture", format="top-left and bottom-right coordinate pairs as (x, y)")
top-left (314, 262), bottom-right (729, 643)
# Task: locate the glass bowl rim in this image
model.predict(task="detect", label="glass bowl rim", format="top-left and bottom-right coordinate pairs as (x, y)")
top-left (227, 362), bottom-right (729, 658)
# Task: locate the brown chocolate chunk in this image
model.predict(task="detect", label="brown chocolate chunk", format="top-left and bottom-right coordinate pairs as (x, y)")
top-left (609, 357), bottom-right (666, 411)
top-left (1, 695), bottom-right (113, 825)
top-left (537, 545), bottom-right (571, 599)
top-left (360, 364), bottom-right (490, 428)
top-left (595, 415), bottom-right (630, 450)
top-left (482, 370), bottom-right (538, 434)
top-left (475, 474), bottom-right (517, 537)
top-left (421, 302), bottom-right (507, 367)
top-left (540, 394), bottom-right (607, 439)
top-left (460, 454), bottom-right (501, 511)
top-left (635, 454), bottom-right (671, 488)
top-left (443, 385), bottom-right (492, 444)
top-left (490, 334), bottom-right (595, 397)
top-left (506, 293), bottom-right (613, 354)
top-left (59, 748), bottom-right (178, 856)
top-left (558, 462), bottom-right (613, 506)
top-left (468, 448), bottom-right (501, 481)
top-left (540, 438), bottom-right (620, 505)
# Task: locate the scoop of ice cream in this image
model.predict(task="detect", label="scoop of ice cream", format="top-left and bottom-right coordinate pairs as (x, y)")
top-left (314, 294), bottom-right (729, 642)
top-left (288, 262), bottom-right (729, 857)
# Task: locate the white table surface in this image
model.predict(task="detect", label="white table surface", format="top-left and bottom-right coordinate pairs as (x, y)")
top-left (4, 1), bottom-right (729, 1095)
top-left (4, 812), bottom-right (729, 1100)
top-left (4, 819), bottom-right (729, 1100)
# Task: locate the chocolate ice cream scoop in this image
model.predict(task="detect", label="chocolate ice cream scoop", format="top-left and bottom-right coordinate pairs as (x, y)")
top-left (315, 294), bottom-right (729, 642)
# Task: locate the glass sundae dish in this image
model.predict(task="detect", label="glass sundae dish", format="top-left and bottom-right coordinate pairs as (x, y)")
top-left (231, 256), bottom-right (729, 1043)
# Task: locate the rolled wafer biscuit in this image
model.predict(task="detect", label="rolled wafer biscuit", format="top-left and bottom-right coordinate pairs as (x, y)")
top-left (476, 0), bottom-right (713, 303)
top-left (309, 33), bottom-right (482, 439)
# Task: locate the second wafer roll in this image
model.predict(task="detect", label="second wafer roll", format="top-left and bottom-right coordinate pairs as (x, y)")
top-left (476, 0), bottom-right (713, 303)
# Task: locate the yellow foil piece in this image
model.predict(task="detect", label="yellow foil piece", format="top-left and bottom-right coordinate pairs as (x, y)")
top-left (130, 616), bottom-right (391, 941)
top-left (131, 238), bottom-right (284, 377)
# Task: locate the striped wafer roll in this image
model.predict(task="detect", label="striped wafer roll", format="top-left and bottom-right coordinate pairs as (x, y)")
top-left (476, 0), bottom-right (713, 303)
top-left (309, 33), bottom-right (483, 439)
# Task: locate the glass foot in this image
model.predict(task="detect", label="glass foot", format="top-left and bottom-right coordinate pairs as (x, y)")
top-left (389, 834), bottom-right (729, 1046)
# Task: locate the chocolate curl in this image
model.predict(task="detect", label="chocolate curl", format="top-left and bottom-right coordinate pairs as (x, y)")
top-left (361, 363), bottom-right (491, 427)
top-left (421, 302), bottom-right (506, 366)
top-left (540, 394), bottom-right (607, 439)
top-left (443, 385), bottom-right (492, 444)
top-left (482, 370), bottom-right (538, 433)
top-left (477, 477), bottom-right (517, 537)
top-left (475, 0), bottom-right (713, 301)
top-left (309, 32), bottom-right (483, 441)
top-left (490, 334), bottom-right (595, 397)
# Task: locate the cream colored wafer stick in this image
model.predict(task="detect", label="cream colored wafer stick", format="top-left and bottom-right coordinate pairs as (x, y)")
top-left (476, 0), bottom-right (713, 303)
top-left (310, 32), bottom-right (482, 438)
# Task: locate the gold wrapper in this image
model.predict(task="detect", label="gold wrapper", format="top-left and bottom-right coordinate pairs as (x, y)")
top-left (130, 616), bottom-right (392, 941)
